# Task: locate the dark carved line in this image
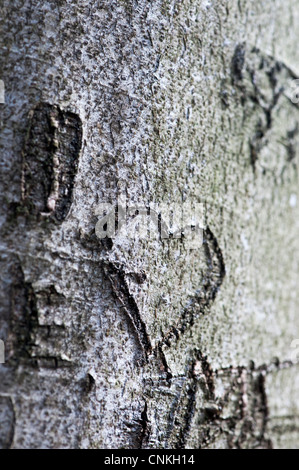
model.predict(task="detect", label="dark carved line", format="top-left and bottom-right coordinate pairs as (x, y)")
top-left (138, 401), bottom-right (150, 449)
top-left (103, 262), bottom-right (152, 359)
top-left (159, 226), bottom-right (225, 350)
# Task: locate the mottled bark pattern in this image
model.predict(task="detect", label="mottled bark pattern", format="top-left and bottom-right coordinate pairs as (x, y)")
top-left (0, 0), bottom-right (299, 449)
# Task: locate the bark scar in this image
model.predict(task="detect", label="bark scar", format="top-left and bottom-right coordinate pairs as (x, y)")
top-left (21, 102), bottom-right (82, 222)
top-left (100, 226), bottom-right (225, 372)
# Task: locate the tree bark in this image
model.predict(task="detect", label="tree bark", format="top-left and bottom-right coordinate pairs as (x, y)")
top-left (1, 0), bottom-right (299, 449)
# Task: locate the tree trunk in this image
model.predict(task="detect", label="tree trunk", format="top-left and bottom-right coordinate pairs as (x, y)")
top-left (1, 0), bottom-right (299, 449)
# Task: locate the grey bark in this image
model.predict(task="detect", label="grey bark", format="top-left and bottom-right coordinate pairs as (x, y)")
top-left (1, 0), bottom-right (299, 449)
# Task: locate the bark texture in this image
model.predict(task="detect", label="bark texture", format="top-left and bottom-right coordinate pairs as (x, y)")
top-left (1, 0), bottom-right (299, 449)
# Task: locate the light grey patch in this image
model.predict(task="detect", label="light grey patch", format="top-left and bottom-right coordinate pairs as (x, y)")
top-left (0, 341), bottom-right (4, 363)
